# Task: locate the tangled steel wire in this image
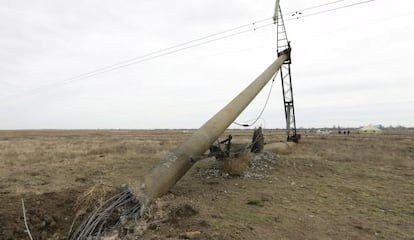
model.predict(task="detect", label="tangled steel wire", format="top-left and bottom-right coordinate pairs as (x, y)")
top-left (68, 188), bottom-right (141, 240)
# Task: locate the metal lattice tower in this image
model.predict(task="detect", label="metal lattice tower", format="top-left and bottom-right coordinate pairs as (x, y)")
top-left (274, 3), bottom-right (299, 142)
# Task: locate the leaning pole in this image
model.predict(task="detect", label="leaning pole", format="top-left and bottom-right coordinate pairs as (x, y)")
top-left (70, 53), bottom-right (289, 239)
top-left (132, 53), bottom-right (289, 207)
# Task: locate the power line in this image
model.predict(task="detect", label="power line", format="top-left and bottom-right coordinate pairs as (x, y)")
top-left (46, 17), bottom-right (273, 85)
top-left (285, 0), bottom-right (346, 15)
top-left (0, 20), bottom-right (274, 101)
top-left (58, 0), bottom-right (375, 83)
top-left (47, 1), bottom-right (352, 85)
top-left (233, 75), bottom-right (277, 127)
top-left (56, 0), bottom-right (357, 83)
top-left (1, 0), bottom-right (376, 100)
top-left (16, 0), bottom-right (360, 84)
top-left (61, 23), bottom-right (275, 85)
top-left (0, 22), bottom-right (275, 101)
top-left (285, 0), bottom-right (376, 21)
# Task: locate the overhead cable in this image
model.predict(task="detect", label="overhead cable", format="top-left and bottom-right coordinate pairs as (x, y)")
top-left (233, 75), bottom-right (277, 127)
top-left (285, 0), bottom-right (376, 22)
top-left (1, 0), bottom-right (376, 100)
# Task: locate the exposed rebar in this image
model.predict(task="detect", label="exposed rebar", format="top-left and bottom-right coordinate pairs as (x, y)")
top-left (68, 189), bottom-right (141, 240)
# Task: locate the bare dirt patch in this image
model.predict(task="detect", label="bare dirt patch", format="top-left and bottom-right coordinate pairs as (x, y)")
top-left (0, 188), bottom-right (83, 240)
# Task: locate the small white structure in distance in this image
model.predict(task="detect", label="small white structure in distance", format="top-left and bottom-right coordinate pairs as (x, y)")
top-left (357, 125), bottom-right (383, 134)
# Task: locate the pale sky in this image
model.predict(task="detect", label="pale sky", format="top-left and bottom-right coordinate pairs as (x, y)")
top-left (0, 0), bottom-right (413, 129)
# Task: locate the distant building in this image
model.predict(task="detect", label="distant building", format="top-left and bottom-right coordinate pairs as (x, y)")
top-left (357, 125), bottom-right (383, 134)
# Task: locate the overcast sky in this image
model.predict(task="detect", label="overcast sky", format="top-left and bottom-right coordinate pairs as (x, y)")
top-left (0, 0), bottom-right (413, 129)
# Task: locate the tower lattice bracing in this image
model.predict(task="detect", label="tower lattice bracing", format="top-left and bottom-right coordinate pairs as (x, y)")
top-left (274, 4), bottom-right (299, 142)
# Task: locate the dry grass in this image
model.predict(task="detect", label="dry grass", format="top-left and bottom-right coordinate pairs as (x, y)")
top-left (296, 134), bottom-right (414, 168)
top-left (0, 129), bottom-right (413, 239)
top-left (0, 130), bottom-right (187, 196)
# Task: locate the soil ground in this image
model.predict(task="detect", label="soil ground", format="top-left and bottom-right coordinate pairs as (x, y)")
top-left (0, 129), bottom-right (413, 239)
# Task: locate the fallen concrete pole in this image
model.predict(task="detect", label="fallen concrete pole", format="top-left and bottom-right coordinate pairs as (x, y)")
top-left (132, 54), bottom-right (289, 207)
top-left (70, 54), bottom-right (290, 239)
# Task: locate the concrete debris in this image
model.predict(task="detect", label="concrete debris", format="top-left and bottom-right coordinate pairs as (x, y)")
top-left (197, 151), bottom-right (280, 180)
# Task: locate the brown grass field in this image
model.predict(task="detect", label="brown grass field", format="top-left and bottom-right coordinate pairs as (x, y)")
top-left (0, 129), bottom-right (413, 239)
